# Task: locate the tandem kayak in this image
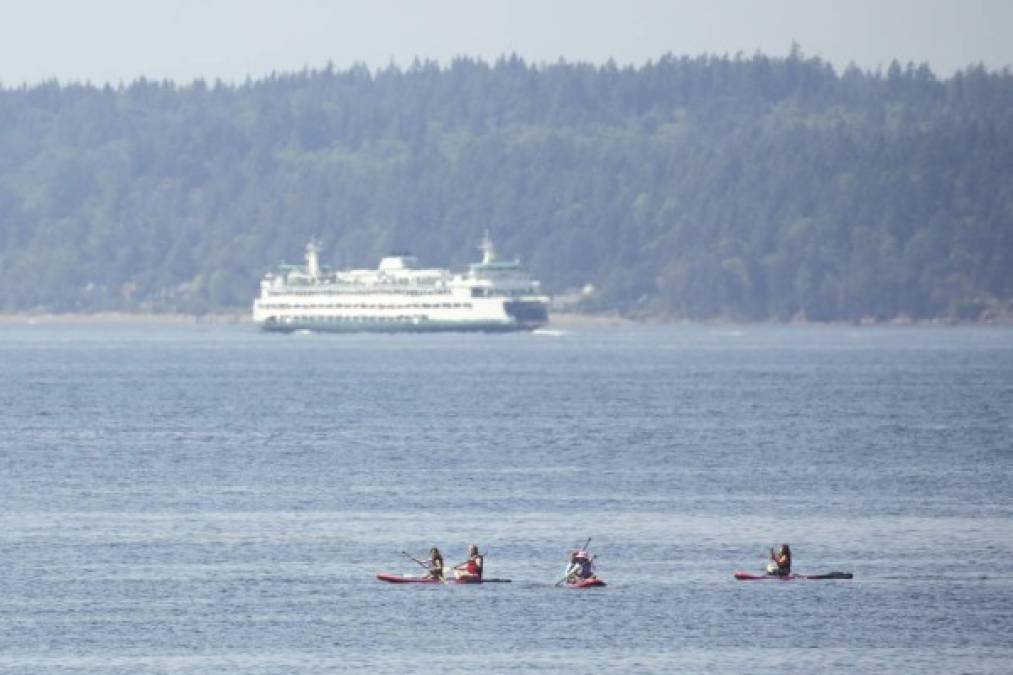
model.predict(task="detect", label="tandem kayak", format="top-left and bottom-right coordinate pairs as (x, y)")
top-left (376, 573), bottom-right (512, 584)
top-left (565, 577), bottom-right (607, 589)
top-left (734, 571), bottom-right (853, 581)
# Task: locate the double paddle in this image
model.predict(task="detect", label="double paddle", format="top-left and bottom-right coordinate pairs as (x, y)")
top-left (400, 550), bottom-right (447, 583)
top-left (554, 537), bottom-right (592, 586)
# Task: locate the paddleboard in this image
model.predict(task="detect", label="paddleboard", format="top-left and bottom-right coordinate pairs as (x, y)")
top-left (376, 572), bottom-right (511, 584)
top-left (565, 577), bottom-right (607, 588)
top-left (733, 571), bottom-right (853, 581)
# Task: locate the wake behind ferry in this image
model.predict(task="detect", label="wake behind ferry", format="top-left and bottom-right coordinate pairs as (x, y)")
top-left (252, 236), bottom-right (550, 333)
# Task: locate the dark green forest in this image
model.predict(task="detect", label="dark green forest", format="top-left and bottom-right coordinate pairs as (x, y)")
top-left (1, 49), bottom-right (1011, 320)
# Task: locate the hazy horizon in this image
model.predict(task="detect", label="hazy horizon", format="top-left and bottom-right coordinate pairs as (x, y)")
top-left (1, 0), bottom-right (1010, 87)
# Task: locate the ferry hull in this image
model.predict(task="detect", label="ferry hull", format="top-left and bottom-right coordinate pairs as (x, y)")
top-left (258, 316), bottom-right (547, 334)
top-left (504, 299), bottom-right (549, 324)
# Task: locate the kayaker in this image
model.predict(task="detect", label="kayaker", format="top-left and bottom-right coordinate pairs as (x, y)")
top-left (454, 544), bottom-right (484, 581)
top-left (766, 543), bottom-right (792, 576)
top-left (565, 550), bottom-right (594, 582)
top-left (427, 547), bottom-right (445, 580)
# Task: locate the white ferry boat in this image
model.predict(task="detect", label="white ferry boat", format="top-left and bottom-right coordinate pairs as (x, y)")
top-left (252, 236), bottom-right (550, 332)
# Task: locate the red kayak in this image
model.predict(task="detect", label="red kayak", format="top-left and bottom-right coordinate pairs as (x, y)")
top-left (734, 571), bottom-right (853, 581)
top-left (566, 577), bottom-right (607, 588)
top-left (376, 572), bottom-right (511, 584)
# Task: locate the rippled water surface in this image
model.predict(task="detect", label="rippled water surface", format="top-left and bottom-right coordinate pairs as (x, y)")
top-left (2, 323), bottom-right (1011, 673)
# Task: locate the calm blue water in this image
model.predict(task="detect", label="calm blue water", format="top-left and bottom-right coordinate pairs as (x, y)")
top-left (1, 323), bottom-right (1011, 673)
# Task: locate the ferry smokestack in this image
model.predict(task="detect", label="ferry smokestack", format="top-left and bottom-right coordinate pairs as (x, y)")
top-left (306, 241), bottom-right (321, 280)
top-left (479, 231), bottom-right (496, 264)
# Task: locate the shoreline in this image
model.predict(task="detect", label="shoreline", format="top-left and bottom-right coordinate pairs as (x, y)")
top-left (0, 311), bottom-right (1009, 328)
top-left (0, 312), bottom-right (250, 326)
top-left (0, 312), bottom-right (628, 328)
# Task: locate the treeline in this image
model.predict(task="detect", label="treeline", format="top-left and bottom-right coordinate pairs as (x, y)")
top-left (1, 49), bottom-right (1011, 320)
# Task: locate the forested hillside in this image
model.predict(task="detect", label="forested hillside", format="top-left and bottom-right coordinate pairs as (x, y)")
top-left (1, 49), bottom-right (1011, 320)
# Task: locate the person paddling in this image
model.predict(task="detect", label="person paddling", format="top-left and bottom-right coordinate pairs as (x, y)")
top-left (766, 543), bottom-right (792, 576)
top-left (565, 549), bottom-right (595, 582)
top-left (453, 544), bottom-right (484, 582)
top-left (427, 547), bottom-right (445, 580)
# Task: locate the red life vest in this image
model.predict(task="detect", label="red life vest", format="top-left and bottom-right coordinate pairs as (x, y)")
top-left (459, 555), bottom-right (483, 578)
